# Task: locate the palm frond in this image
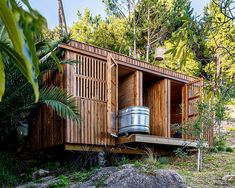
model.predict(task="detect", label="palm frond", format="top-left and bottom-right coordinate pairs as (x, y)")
top-left (39, 86), bottom-right (80, 123)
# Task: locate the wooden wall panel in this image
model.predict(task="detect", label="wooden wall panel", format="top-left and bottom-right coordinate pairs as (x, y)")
top-left (65, 51), bottom-right (116, 146)
top-left (144, 79), bottom-right (171, 137)
top-left (118, 70), bottom-right (143, 110)
top-left (30, 66), bottom-right (66, 150)
top-left (118, 73), bottom-right (135, 109)
top-left (66, 98), bottom-right (115, 146)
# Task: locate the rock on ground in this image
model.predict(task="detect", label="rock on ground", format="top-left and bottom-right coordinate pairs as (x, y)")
top-left (73, 164), bottom-right (186, 188)
top-left (17, 165), bottom-right (186, 188)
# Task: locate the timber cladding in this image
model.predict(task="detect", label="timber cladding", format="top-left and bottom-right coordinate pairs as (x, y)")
top-left (65, 51), bottom-right (115, 146)
top-left (30, 40), bottom-right (210, 151)
top-left (144, 79), bottom-right (171, 137)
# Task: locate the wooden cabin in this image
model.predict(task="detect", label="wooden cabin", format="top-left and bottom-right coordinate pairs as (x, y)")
top-left (30, 40), bottom-right (211, 154)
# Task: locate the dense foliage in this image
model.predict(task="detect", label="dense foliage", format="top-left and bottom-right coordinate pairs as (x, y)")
top-left (0, 1), bottom-right (80, 141)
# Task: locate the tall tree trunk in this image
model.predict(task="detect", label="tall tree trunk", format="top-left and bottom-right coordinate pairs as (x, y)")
top-left (58, 0), bottom-right (68, 35)
top-left (133, 6), bottom-right (137, 58)
top-left (133, 0), bottom-right (137, 58)
top-left (146, 8), bottom-right (150, 62)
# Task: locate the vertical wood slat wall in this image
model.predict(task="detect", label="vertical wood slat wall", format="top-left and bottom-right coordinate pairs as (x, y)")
top-left (181, 79), bottom-right (210, 142)
top-left (118, 70), bottom-right (143, 110)
top-left (30, 69), bottom-right (66, 150)
top-left (65, 51), bottom-right (115, 146)
top-left (144, 79), bottom-right (171, 137)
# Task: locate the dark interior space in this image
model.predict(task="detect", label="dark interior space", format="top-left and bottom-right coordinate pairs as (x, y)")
top-left (170, 81), bottom-right (183, 138)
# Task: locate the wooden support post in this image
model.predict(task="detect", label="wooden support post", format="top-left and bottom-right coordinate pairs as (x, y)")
top-left (135, 71), bottom-right (143, 106)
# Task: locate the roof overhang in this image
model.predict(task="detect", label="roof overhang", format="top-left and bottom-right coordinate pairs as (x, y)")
top-left (59, 40), bottom-right (199, 84)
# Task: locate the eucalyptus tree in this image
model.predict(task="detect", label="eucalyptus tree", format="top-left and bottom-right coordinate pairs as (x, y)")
top-left (103, 0), bottom-right (142, 58)
top-left (137, 0), bottom-right (193, 61)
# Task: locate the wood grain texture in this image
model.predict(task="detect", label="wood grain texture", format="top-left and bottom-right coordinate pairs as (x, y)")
top-left (144, 79), bottom-right (171, 137)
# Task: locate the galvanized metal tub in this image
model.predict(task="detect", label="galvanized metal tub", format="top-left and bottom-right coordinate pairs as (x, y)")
top-left (118, 106), bottom-right (150, 135)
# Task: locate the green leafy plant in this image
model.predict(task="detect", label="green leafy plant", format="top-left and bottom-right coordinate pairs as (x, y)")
top-left (70, 167), bottom-right (98, 183)
top-left (0, 0), bottom-right (47, 102)
top-left (134, 160), bottom-right (144, 168)
top-left (173, 148), bottom-right (188, 158)
top-left (0, 36), bottom-right (80, 138)
top-left (116, 156), bottom-right (129, 166)
top-left (48, 175), bottom-right (69, 188)
top-left (217, 145), bottom-right (225, 152)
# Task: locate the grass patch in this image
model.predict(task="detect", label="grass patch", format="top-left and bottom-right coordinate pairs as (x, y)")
top-left (70, 167), bottom-right (98, 183)
top-left (173, 152), bottom-right (235, 188)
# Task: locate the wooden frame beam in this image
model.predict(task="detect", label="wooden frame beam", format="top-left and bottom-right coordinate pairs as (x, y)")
top-left (117, 134), bottom-right (209, 148)
top-left (64, 144), bottom-right (147, 155)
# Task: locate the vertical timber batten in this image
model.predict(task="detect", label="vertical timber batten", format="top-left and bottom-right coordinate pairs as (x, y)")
top-left (107, 54), bottom-right (118, 137)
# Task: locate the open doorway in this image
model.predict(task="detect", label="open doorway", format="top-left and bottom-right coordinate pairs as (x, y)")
top-left (170, 81), bottom-right (184, 138)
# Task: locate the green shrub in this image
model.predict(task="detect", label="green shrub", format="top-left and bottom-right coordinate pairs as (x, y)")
top-left (210, 147), bottom-right (219, 153)
top-left (158, 157), bottom-right (170, 165)
top-left (214, 136), bottom-right (226, 147)
top-left (0, 152), bottom-right (23, 186)
top-left (217, 145), bottom-right (225, 152)
top-left (225, 147), bottom-right (234, 152)
top-left (173, 148), bottom-right (188, 158)
top-left (46, 162), bottom-right (61, 170)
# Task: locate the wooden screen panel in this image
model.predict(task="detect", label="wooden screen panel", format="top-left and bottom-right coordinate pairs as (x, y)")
top-left (64, 51), bottom-right (115, 146)
top-left (74, 54), bottom-right (107, 102)
top-left (182, 78), bottom-right (203, 140)
top-left (144, 79), bottom-right (171, 137)
top-left (107, 54), bottom-right (118, 136)
top-left (66, 98), bottom-right (115, 146)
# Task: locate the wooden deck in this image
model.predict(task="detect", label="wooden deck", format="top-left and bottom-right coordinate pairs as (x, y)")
top-left (117, 134), bottom-right (209, 148)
